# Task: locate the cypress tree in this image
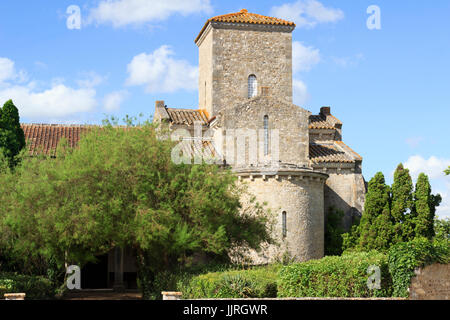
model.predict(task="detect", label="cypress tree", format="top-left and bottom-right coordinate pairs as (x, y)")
top-left (357, 172), bottom-right (393, 251)
top-left (413, 173), bottom-right (433, 239)
top-left (0, 100), bottom-right (26, 167)
top-left (391, 164), bottom-right (414, 242)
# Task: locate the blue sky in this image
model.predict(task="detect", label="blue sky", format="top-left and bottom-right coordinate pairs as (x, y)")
top-left (0, 0), bottom-right (449, 218)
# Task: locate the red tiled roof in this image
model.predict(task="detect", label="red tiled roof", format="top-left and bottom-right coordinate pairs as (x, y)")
top-left (21, 124), bottom-right (92, 156)
top-left (166, 108), bottom-right (209, 126)
top-left (309, 114), bottom-right (342, 130)
top-left (21, 124), bottom-right (361, 164)
top-left (196, 9), bottom-right (295, 43)
top-left (310, 142), bottom-right (361, 164)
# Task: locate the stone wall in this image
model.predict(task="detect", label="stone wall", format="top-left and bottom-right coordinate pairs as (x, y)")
top-left (322, 169), bottom-right (366, 230)
top-left (409, 263), bottom-right (450, 300)
top-left (236, 171), bottom-right (326, 264)
top-left (218, 96), bottom-right (310, 168)
top-left (198, 23), bottom-right (293, 117)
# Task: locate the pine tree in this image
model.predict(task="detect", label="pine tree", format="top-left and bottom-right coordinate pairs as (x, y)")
top-left (0, 100), bottom-right (26, 167)
top-left (391, 164), bottom-right (414, 242)
top-left (357, 172), bottom-right (393, 251)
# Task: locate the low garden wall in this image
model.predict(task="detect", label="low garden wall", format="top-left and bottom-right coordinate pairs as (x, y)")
top-left (409, 263), bottom-right (449, 300)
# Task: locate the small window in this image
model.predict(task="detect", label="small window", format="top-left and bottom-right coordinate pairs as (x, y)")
top-left (264, 115), bottom-right (269, 156)
top-left (248, 75), bottom-right (257, 98)
top-left (282, 211), bottom-right (287, 238)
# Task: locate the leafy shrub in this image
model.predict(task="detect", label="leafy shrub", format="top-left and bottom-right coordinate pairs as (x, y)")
top-left (277, 251), bottom-right (392, 298)
top-left (325, 207), bottom-right (345, 256)
top-left (138, 262), bottom-right (234, 300)
top-left (0, 273), bottom-right (56, 299)
top-left (178, 265), bottom-right (280, 299)
top-left (388, 237), bottom-right (450, 297)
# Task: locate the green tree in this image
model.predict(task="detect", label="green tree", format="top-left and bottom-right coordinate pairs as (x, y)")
top-left (391, 164), bottom-right (414, 242)
top-left (0, 100), bottom-right (26, 168)
top-left (355, 172), bottom-right (394, 251)
top-left (324, 207), bottom-right (345, 256)
top-left (0, 120), bottom-right (272, 295)
top-left (445, 167), bottom-right (450, 175)
top-left (413, 173), bottom-right (441, 239)
top-left (434, 218), bottom-right (450, 242)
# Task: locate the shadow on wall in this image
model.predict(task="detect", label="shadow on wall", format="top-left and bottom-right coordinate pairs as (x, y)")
top-left (324, 185), bottom-right (362, 231)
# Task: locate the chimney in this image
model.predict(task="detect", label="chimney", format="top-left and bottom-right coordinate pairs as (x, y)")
top-left (155, 100), bottom-right (170, 121)
top-left (320, 106), bottom-right (331, 116)
top-left (156, 100), bottom-right (165, 109)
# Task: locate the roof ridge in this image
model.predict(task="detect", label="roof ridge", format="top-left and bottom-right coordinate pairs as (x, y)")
top-left (21, 123), bottom-right (98, 127)
top-left (195, 9), bottom-right (295, 44)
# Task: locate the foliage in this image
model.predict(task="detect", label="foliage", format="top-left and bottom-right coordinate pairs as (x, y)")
top-left (0, 119), bottom-right (272, 294)
top-left (388, 237), bottom-right (450, 297)
top-left (343, 165), bottom-right (441, 253)
top-left (342, 222), bottom-right (360, 252)
top-left (0, 273), bottom-right (56, 299)
top-left (413, 174), bottom-right (441, 239)
top-left (178, 265), bottom-right (280, 299)
top-left (434, 218), bottom-right (450, 241)
top-left (445, 167), bottom-right (450, 175)
top-left (355, 172), bottom-right (394, 251)
top-left (324, 207), bottom-right (345, 256)
top-left (277, 251), bottom-right (392, 298)
top-left (0, 100), bottom-right (26, 168)
top-left (391, 164), bottom-right (415, 242)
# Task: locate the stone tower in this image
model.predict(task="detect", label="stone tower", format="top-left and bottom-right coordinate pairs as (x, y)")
top-left (196, 9), bottom-right (295, 117)
top-left (195, 10), bottom-right (327, 263)
top-left (151, 9), bottom-right (366, 264)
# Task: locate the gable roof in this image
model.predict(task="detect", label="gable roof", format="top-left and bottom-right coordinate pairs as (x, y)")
top-left (21, 124), bottom-right (91, 156)
top-left (196, 9), bottom-right (295, 43)
top-left (21, 123), bottom-right (361, 164)
top-left (309, 113), bottom-right (342, 130)
top-left (310, 141), bottom-right (362, 164)
top-left (166, 108), bottom-right (209, 126)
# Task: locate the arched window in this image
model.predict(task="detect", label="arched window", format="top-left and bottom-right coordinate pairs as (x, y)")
top-left (248, 75), bottom-right (257, 98)
top-left (264, 115), bottom-right (269, 156)
top-left (282, 211), bottom-right (287, 238)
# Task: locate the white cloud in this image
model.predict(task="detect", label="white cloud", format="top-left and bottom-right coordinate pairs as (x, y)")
top-left (270, 0), bottom-right (344, 29)
top-left (290, 42), bottom-right (319, 106)
top-left (331, 53), bottom-right (365, 68)
top-left (76, 71), bottom-right (107, 88)
top-left (0, 84), bottom-right (98, 118)
top-left (404, 155), bottom-right (450, 180)
top-left (404, 155), bottom-right (450, 219)
top-left (0, 57), bottom-right (27, 84)
top-left (88, 0), bottom-right (212, 27)
top-left (126, 45), bottom-right (198, 93)
top-left (293, 79), bottom-right (309, 106)
top-left (292, 41), bottom-right (320, 73)
top-left (0, 58), bottom-right (16, 83)
top-left (103, 90), bottom-right (128, 111)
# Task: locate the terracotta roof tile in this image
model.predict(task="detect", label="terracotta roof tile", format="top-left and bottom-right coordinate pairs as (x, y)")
top-left (166, 108), bottom-right (209, 126)
top-left (309, 114), bottom-right (342, 130)
top-left (310, 142), bottom-right (360, 164)
top-left (21, 124), bottom-right (91, 156)
top-left (196, 9), bottom-right (295, 43)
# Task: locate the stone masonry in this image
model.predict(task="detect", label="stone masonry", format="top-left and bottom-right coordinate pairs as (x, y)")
top-left (152, 9), bottom-right (366, 264)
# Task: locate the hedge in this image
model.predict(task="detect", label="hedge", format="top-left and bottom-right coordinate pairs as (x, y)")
top-left (0, 273), bottom-right (56, 300)
top-left (388, 238), bottom-right (450, 297)
top-left (277, 251), bottom-right (392, 298)
top-left (177, 264), bottom-right (281, 299)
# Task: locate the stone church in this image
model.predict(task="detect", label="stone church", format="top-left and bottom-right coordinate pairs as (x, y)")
top-left (20, 9), bottom-right (366, 288)
top-left (153, 9), bottom-right (366, 263)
